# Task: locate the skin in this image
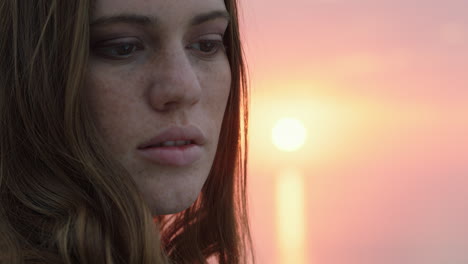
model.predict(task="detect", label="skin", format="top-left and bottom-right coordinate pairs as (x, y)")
top-left (85, 0), bottom-right (231, 215)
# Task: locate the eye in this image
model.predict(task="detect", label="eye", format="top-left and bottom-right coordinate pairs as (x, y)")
top-left (92, 39), bottom-right (144, 60)
top-left (188, 40), bottom-right (225, 57)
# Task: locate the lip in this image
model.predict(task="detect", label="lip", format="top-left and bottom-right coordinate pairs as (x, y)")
top-left (137, 125), bottom-right (206, 166)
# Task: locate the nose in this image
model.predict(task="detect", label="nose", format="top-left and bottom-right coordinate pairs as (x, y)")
top-left (148, 49), bottom-right (201, 112)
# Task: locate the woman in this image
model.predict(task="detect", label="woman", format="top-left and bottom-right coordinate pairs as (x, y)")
top-left (0, 0), bottom-right (253, 263)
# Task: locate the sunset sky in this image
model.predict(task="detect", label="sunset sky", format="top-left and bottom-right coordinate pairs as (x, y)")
top-left (241, 1), bottom-right (468, 263)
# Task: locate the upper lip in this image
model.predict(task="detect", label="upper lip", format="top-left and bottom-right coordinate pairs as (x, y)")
top-left (137, 125), bottom-right (207, 149)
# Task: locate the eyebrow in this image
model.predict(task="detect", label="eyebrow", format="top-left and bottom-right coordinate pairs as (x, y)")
top-left (90, 10), bottom-right (230, 28)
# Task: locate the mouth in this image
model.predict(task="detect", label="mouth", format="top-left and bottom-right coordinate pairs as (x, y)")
top-left (146, 140), bottom-right (195, 148)
top-left (138, 142), bottom-right (202, 167)
top-left (137, 125), bottom-right (206, 150)
top-left (137, 126), bottom-right (206, 166)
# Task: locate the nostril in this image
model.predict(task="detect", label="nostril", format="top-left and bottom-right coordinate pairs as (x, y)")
top-left (160, 101), bottom-right (180, 112)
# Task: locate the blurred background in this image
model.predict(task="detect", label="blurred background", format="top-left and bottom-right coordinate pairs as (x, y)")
top-left (240, 0), bottom-right (468, 263)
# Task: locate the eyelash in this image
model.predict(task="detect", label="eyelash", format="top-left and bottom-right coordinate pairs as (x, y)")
top-left (93, 41), bottom-right (143, 59)
top-left (93, 39), bottom-right (225, 60)
top-left (188, 40), bottom-right (225, 57)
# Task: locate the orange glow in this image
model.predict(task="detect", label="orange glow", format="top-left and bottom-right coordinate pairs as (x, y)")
top-left (272, 118), bottom-right (307, 152)
top-left (276, 168), bottom-right (307, 264)
top-left (244, 1), bottom-right (468, 263)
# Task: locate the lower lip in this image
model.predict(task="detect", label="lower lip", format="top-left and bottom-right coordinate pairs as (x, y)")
top-left (137, 144), bottom-right (202, 166)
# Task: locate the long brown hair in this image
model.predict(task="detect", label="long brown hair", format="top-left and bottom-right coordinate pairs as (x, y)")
top-left (0, 0), bottom-right (253, 263)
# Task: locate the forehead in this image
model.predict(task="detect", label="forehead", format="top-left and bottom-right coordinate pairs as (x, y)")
top-left (92, 0), bottom-right (227, 22)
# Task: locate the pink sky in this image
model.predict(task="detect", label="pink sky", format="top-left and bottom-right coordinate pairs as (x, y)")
top-left (241, 1), bottom-right (468, 263)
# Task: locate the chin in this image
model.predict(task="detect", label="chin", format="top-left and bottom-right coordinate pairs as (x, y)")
top-left (148, 188), bottom-right (203, 216)
top-left (131, 155), bottom-right (214, 216)
top-left (151, 200), bottom-right (197, 216)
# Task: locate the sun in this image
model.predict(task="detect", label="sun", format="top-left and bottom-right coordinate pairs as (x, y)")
top-left (272, 118), bottom-right (307, 152)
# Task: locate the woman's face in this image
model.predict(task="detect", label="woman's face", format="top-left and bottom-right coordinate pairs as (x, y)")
top-left (85, 0), bottom-right (231, 215)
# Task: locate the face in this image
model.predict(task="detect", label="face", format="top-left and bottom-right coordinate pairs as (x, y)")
top-left (85, 0), bottom-right (231, 215)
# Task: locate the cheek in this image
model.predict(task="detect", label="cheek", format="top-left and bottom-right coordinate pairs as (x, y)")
top-left (83, 67), bottom-right (145, 152)
top-left (199, 59), bottom-right (232, 119)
